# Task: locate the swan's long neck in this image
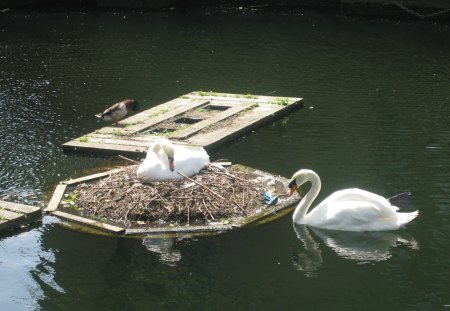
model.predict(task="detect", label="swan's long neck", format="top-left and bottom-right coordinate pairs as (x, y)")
top-left (151, 140), bottom-right (174, 158)
top-left (293, 170), bottom-right (321, 222)
top-left (152, 143), bottom-right (162, 154)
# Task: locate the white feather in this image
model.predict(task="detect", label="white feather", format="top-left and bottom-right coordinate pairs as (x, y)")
top-left (137, 139), bottom-right (210, 182)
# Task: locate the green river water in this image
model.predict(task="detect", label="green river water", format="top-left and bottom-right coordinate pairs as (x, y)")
top-left (0, 8), bottom-right (449, 310)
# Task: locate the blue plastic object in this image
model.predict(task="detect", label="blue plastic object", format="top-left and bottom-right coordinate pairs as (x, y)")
top-left (262, 192), bottom-right (279, 205)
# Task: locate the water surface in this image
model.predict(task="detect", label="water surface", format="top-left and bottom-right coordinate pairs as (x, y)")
top-left (1, 8), bottom-right (449, 310)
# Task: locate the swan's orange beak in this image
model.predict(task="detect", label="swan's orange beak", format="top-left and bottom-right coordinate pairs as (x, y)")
top-left (288, 179), bottom-right (298, 197)
top-left (168, 156), bottom-right (175, 172)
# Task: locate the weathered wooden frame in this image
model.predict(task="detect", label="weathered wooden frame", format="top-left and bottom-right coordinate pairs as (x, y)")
top-left (0, 200), bottom-right (42, 233)
top-left (63, 91), bottom-right (303, 156)
top-left (45, 165), bottom-right (300, 237)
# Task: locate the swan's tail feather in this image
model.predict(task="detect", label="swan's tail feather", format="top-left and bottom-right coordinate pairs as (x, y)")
top-left (397, 210), bottom-right (419, 227)
top-left (388, 192), bottom-right (412, 209)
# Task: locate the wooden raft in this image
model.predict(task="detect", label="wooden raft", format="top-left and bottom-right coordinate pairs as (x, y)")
top-left (45, 165), bottom-right (300, 236)
top-left (0, 200), bottom-right (41, 233)
top-left (63, 91), bottom-right (303, 156)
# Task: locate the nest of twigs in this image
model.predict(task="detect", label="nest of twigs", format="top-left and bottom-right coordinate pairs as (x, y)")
top-left (64, 164), bottom-right (268, 228)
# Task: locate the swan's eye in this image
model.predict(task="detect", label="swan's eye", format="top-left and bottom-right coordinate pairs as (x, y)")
top-left (288, 179), bottom-right (297, 189)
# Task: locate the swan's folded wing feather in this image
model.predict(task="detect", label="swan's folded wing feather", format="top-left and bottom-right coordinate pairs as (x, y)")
top-left (328, 200), bottom-right (398, 224)
top-left (173, 147), bottom-right (210, 175)
top-left (327, 188), bottom-right (387, 205)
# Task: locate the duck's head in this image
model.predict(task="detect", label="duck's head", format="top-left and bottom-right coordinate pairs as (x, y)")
top-left (124, 99), bottom-right (140, 112)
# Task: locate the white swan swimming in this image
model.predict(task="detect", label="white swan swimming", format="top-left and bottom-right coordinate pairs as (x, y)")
top-left (137, 139), bottom-right (210, 182)
top-left (287, 169), bottom-right (419, 231)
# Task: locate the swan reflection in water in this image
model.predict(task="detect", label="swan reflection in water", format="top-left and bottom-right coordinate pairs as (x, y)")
top-left (292, 224), bottom-right (419, 277)
top-left (142, 237), bottom-right (182, 266)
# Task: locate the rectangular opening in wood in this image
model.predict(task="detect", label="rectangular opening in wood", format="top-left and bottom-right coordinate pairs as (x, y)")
top-left (175, 117), bottom-right (203, 124)
top-left (148, 128), bottom-right (177, 135)
top-left (203, 104), bottom-right (231, 111)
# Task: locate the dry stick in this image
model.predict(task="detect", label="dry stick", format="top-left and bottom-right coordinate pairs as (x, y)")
top-left (187, 186), bottom-right (195, 225)
top-left (211, 159), bottom-right (231, 164)
top-left (187, 203), bottom-right (190, 225)
top-left (157, 192), bottom-right (172, 212)
top-left (232, 187), bottom-right (247, 216)
top-left (167, 183), bottom-right (196, 196)
top-left (137, 191), bottom-right (159, 205)
top-left (118, 155), bottom-right (140, 164)
top-left (176, 171), bottom-right (226, 201)
top-left (202, 199), bottom-right (215, 220)
top-left (177, 171), bottom-right (247, 219)
top-left (203, 170), bottom-right (256, 185)
top-left (125, 201), bottom-right (138, 222)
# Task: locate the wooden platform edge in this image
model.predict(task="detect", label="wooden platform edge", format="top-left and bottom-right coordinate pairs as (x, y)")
top-left (190, 98), bottom-right (304, 151)
top-left (124, 223), bottom-right (234, 236)
top-left (44, 184), bottom-right (67, 212)
top-left (62, 168), bottom-right (124, 185)
top-left (0, 209), bottom-right (26, 228)
top-left (52, 211), bottom-right (125, 234)
top-left (62, 93), bottom-right (304, 156)
top-left (0, 200), bottom-right (42, 233)
top-left (0, 200), bottom-right (41, 218)
top-left (62, 140), bottom-right (148, 156)
top-left (44, 163), bottom-right (301, 237)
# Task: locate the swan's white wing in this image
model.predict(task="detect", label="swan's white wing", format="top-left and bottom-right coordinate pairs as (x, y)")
top-left (306, 188), bottom-right (400, 231)
top-left (137, 152), bottom-right (173, 181)
top-left (173, 147), bottom-right (209, 176)
top-left (330, 200), bottom-right (396, 223)
top-left (326, 189), bottom-right (394, 208)
top-left (138, 143), bottom-right (210, 182)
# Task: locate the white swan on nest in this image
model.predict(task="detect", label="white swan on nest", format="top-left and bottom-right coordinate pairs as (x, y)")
top-left (287, 169), bottom-right (418, 232)
top-left (137, 139), bottom-right (210, 182)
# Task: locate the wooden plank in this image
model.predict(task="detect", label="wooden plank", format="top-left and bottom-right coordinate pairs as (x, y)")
top-left (44, 184), bottom-right (67, 212)
top-left (213, 161), bottom-right (232, 167)
top-left (63, 140), bottom-right (148, 155)
top-left (109, 99), bottom-right (210, 134)
top-left (75, 136), bottom-right (150, 148)
top-left (0, 209), bottom-right (26, 232)
top-left (52, 211), bottom-right (125, 234)
top-left (78, 134), bottom-right (152, 148)
top-left (84, 133), bottom-right (194, 145)
top-left (63, 92), bottom-right (303, 156)
top-left (62, 168), bottom-right (124, 185)
top-left (64, 99), bottom-right (211, 151)
top-left (188, 100), bottom-right (303, 150)
top-left (171, 102), bottom-right (254, 139)
top-left (0, 200), bottom-right (41, 217)
top-left (0, 209), bottom-right (24, 221)
top-left (125, 224), bottom-right (234, 236)
top-left (0, 201), bottom-right (42, 232)
top-left (64, 136), bottom-right (193, 156)
top-left (187, 92), bottom-right (299, 104)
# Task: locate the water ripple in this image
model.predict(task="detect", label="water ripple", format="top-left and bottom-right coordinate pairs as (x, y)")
top-left (0, 218), bottom-right (63, 310)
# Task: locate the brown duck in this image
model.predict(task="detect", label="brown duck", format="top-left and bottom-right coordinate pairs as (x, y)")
top-left (95, 99), bottom-right (140, 125)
